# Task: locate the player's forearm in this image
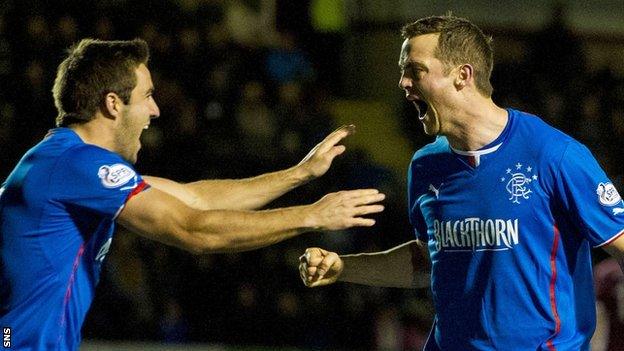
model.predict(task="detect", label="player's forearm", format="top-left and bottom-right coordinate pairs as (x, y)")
top-left (339, 241), bottom-right (429, 288)
top-left (184, 205), bottom-right (315, 254)
top-left (186, 165), bottom-right (310, 210)
top-left (121, 186), bottom-right (383, 256)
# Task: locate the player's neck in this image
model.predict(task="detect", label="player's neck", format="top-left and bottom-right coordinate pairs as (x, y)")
top-left (69, 114), bottom-right (118, 154)
top-left (445, 99), bottom-right (508, 152)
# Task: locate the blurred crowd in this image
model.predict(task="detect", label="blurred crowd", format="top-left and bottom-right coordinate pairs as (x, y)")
top-left (0, 0), bottom-right (623, 350)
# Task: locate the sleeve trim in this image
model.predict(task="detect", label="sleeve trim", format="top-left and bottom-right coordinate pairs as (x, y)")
top-left (126, 180), bottom-right (150, 201)
top-left (594, 228), bottom-right (624, 248)
top-left (112, 180), bottom-right (150, 220)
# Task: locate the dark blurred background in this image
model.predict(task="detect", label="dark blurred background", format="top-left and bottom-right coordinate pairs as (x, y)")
top-left (0, 0), bottom-right (623, 350)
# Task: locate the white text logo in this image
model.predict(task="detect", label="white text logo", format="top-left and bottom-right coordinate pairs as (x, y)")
top-left (433, 217), bottom-right (519, 252)
top-left (3, 327), bottom-right (10, 348)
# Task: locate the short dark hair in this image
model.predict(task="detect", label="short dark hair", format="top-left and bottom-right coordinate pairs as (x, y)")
top-left (401, 15), bottom-right (493, 97)
top-left (52, 38), bottom-right (150, 127)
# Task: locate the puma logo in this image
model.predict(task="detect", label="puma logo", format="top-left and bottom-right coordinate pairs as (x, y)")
top-left (429, 183), bottom-right (442, 199)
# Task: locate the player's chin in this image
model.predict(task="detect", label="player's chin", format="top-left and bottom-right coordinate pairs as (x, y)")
top-left (128, 145), bottom-right (140, 164)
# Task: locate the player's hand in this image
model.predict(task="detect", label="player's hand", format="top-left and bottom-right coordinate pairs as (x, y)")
top-left (296, 125), bottom-right (356, 181)
top-left (307, 189), bottom-right (385, 230)
top-left (299, 247), bottom-right (344, 287)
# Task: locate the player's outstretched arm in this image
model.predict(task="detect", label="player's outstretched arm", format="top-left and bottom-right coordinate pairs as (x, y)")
top-left (116, 187), bottom-right (384, 254)
top-left (143, 125), bottom-right (356, 211)
top-left (299, 241), bottom-right (429, 289)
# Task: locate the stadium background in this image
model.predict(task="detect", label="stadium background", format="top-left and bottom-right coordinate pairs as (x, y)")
top-left (0, 0), bottom-right (623, 350)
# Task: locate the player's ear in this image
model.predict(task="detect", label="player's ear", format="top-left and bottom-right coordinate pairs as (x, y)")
top-left (454, 64), bottom-right (473, 90)
top-left (103, 92), bottom-right (123, 119)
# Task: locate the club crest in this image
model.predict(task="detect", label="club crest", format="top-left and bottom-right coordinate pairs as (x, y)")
top-left (500, 163), bottom-right (537, 204)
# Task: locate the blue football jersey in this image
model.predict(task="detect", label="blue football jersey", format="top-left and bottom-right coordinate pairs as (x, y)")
top-left (407, 109), bottom-right (624, 351)
top-left (0, 128), bottom-right (150, 350)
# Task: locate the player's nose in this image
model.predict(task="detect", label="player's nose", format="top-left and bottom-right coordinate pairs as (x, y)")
top-left (398, 73), bottom-right (411, 90)
top-left (150, 100), bottom-right (160, 119)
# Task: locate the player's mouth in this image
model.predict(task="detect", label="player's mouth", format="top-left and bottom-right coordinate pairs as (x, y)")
top-left (407, 93), bottom-right (429, 120)
top-left (413, 99), bottom-right (429, 120)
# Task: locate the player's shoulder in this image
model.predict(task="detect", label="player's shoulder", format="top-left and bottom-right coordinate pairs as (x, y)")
top-left (411, 136), bottom-right (450, 164)
top-left (60, 144), bottom-right (138, 183)
top-left (49, 133), bottom-right (138, 187)
top-left (408, 137), bottom-right (451, 184)
top-left (63, 143), bottom-right (126, 164)
top-left (39, 128), bottom-right (128, 165)
top-left (47, 143), bottom-right (142, 202)
top-left (510, 109), bottom-right (575, 145)
top-left (508, 108), bottom-right (577, 159)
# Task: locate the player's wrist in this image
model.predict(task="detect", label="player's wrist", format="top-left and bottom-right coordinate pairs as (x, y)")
top-left (299, 204), bottom-right (322, 231)
top-left (290, 163), bottom-right (315, 185)
top-left (335, 255), bottom-right (349, 282)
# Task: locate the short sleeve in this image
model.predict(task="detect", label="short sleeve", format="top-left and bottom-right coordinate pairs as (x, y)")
top-left (52, 145), bottom-right (150, 219)
top-left (407, 161), bottom-right (429, 242)
top-left (554, 142), bottom-right (624, 247)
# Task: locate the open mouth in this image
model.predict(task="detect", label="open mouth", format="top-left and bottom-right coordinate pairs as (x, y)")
top-left (413, 100), bottom-right (429, 120)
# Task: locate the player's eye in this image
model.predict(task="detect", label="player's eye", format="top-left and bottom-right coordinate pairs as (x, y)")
top-left (411, 67), bottom-right (422, 79)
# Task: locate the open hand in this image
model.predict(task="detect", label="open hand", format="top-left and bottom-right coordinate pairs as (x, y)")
top-left (297, 125), bottom-right (356, 180)
top-left (308, 189), bottom-right (385, 230)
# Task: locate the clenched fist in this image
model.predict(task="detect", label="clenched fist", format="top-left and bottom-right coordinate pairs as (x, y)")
top-left (299, 247), bottom-right (343, 287)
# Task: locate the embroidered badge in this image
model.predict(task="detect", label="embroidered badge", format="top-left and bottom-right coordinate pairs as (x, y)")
top-left (500, 163), bottom-right (537, 204)
top-left (596, 182), bottom-right (622, 206)
top-left (98, 164), bottom-right (136, 189)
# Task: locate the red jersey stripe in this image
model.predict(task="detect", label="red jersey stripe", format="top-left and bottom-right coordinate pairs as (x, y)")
top-left (57, 243), bottom-right (86, 344)
top-left (546, 224), bottom-right (561, 351)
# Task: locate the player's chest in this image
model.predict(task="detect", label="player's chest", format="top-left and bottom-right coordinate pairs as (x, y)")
top-left (420, 160), bottom-right (549, 255)
top-left (420, 158), bottom-right (547, 221)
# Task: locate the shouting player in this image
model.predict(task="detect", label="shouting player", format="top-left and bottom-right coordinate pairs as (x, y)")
top-left (299, 15), bottom-right (624, 350)
top-left (0, 39), bottom-right (385, 350)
